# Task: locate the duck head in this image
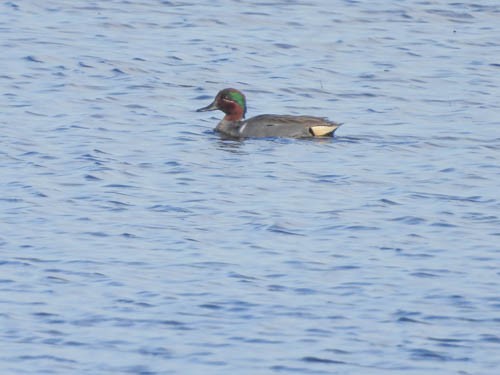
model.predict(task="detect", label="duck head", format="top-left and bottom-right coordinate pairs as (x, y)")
top-left (196, 88), bottom-right (246, 121)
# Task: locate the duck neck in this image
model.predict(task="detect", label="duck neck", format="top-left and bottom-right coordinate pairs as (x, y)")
top-left (224, 113), bottom-right (243, 122)
top-left (222, 102), bottom-right (245, 122)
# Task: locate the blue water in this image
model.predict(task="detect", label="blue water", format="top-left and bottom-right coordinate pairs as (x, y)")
top-left (1, 1), bottom-right (500, 374)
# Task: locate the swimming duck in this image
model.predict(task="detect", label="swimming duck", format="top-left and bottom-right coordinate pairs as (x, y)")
top-left (196, 88), bottom-right (341, 138)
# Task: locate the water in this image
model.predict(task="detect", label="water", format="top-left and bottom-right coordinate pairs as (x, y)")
top-left (1, 1), bottom-right (500, 374)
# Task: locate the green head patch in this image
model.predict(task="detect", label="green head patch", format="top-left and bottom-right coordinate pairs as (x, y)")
top-left (227, 90), bottom-right (246, 117)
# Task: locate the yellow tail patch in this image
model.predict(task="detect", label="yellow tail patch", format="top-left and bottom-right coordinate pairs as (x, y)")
top-left (309, 125), bottom-right (338, 136)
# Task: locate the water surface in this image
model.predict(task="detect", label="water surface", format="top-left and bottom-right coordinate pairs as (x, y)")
top-left (1, 1), bottom-right (500, 374)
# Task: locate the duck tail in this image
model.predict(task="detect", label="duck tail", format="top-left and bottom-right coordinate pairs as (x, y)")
top-left (309, 123), bottom-right (342, 137)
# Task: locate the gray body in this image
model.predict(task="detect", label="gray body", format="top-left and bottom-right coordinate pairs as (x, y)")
top-left (215, 114), bottom-right (341, 139)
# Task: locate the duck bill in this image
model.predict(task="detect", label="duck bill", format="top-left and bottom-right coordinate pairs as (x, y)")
top-left (196, 100), bottom-right (218, 112)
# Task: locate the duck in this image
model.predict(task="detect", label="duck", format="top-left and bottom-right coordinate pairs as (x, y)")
top-left (196, 88), bottom-right (341, 138)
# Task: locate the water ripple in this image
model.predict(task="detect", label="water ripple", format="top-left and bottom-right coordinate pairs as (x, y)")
top-left (2, 1), bottom-right (499, 374)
